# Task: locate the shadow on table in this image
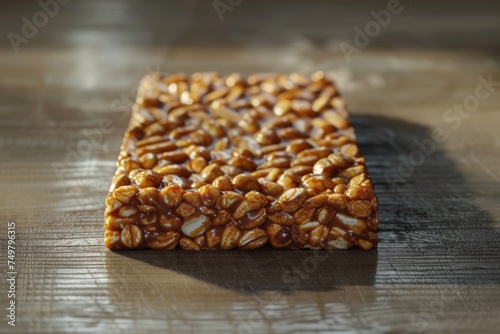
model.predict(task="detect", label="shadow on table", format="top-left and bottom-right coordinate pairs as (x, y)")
top-left (111, 114), bottom-right (500, 294)
top-left (114, 247), bottom-right (377, 293)
top-left (353, 114), bottom-right (500, 285)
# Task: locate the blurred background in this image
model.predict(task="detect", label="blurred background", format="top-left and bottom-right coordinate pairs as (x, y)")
top-left (1, 0), bottom-right (500, 147)
top-left (2, 1), bottom-right (500, 50)
top-left (1, 0), bottom-right (500, 90)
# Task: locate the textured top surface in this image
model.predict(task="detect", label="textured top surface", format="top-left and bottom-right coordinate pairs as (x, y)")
top-left (104, 72), bottom-right (378, 250)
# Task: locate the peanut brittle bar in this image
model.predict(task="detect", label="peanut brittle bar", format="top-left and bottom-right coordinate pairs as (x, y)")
top-left (104, 72), bottom-right (378, 250)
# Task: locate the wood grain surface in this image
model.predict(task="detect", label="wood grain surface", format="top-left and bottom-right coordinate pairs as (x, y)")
top-left (1, 1), bottom-right (500, 333)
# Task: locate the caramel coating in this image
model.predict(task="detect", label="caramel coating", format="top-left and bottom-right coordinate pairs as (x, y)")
top-left (105, 72), bottom-right (378, 250)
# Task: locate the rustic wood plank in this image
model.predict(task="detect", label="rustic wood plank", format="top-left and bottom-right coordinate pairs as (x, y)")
top-left (1, 1), bottom-right (500, 333)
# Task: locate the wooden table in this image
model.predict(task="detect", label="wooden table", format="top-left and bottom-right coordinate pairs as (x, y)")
top-left (1, 1), bottom-right (499, 333)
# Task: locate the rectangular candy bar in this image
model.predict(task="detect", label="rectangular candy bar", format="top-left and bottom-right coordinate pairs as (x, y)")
top-left (104, 72), bottom-right (378, 250)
